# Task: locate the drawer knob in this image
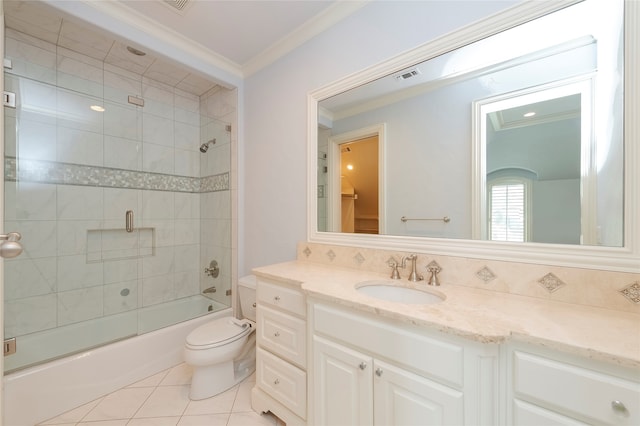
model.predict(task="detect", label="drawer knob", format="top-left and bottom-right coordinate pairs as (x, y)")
top-left (611, 400), bottom-right (629, 416)
top-left (375, 368), bottom-right (383, 377)
top-left (252, 302), bottom-right (257, 308)
top-left (274, 379), bottom-right (280, 385)
top-left (274, 296), bottom-right (281, 302)
top-left (274, 331), bottom-right (280, 337)
top-left (359, 362), bottom-right (367, 370)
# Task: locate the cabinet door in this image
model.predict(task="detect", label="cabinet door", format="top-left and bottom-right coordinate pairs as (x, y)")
top-left (374, 359), bottom-right (464, 426)
top-left (313, 335), bottom-right (373, 426)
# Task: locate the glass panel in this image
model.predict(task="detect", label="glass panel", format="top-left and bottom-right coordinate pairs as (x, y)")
top-left (3, 22), bottom-right (232, 372)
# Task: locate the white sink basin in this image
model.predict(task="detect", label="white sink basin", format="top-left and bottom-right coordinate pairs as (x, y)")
top-left (356, 280), bottom-right (444, 304)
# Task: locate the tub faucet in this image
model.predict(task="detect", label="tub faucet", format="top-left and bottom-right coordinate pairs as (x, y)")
top-left (401, 254), bottom-right (423, 282)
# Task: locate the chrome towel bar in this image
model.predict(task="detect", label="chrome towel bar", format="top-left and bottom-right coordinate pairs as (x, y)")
top-left (401, 216), bottom-right (450, 223)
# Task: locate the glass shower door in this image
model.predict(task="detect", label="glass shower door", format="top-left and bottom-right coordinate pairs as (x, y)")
top-left (2, 65), bottom-right (143, 372)
top-left (2, 10), bottom-right (234, 373)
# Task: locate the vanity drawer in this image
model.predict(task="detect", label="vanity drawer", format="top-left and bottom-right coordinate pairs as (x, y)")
top-left (313, 303), bottom-right (464, 388)
top-left (257, 304), bottom-right (306, 368)
top-left (257, 347), bottom-right (307, 419)
top-left (257, 279), bottom-right (305, 317)
top-left (513, 399), bottom-right (589, 425)
top-left (513, 350), bottom-right (640, 425)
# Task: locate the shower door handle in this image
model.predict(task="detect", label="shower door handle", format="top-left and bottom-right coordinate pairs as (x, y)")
top-left (0, 232), bottom-right (23, 258)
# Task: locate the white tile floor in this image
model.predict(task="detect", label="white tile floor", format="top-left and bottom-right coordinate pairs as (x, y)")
top-left (38, 363), bottom-right (282, 426)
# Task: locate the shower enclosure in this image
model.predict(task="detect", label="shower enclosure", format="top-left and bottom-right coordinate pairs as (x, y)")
top-left (2, 2), bottom-right (235, 373)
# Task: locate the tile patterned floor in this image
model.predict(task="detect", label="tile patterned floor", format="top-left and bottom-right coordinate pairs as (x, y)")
top-left (38, 363), bottom-right (282, 426)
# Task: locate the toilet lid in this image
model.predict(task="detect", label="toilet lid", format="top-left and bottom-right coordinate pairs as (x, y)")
top-left (186, 318), bottom-right (253, 348)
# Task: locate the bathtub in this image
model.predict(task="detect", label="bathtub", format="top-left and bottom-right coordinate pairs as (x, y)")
top-left (4, 296), bottom-right (231, 426)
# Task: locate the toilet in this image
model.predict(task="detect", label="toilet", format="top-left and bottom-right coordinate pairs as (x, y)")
top-left (184, 275), bottom-right (257, 400)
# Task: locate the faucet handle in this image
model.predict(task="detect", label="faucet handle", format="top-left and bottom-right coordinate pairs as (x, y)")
top-left (388, 259), bottom-right (401, 279)
top-left (426, 263), bottom-right (442, 286)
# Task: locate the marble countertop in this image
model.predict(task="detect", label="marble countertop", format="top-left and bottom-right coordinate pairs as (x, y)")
top-left (253, 261), bottom-right (640, 369)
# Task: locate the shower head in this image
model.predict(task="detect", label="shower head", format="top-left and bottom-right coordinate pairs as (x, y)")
top-left (199, 139), bottom-right (216, 153)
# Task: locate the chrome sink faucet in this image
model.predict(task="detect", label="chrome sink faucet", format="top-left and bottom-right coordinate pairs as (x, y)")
top-left (402, 254), bottom-right (423, 282)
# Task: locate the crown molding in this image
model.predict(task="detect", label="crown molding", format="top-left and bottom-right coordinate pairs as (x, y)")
top-left (242, 0), bottom-right (370, 77)
top-left (45, 0), bottom-right (368, 81)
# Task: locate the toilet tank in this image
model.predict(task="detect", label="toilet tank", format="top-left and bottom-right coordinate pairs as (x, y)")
top-left (238, 275), bottom-right (257, 321)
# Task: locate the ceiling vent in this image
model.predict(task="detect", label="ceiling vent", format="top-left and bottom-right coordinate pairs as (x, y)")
top-left (395, 68), bottom-right (421, 81)
top-left (162, 0), bottom-right (191, 13)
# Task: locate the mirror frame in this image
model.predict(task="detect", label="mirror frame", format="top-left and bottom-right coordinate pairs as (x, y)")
top-left (307, 0), bottom-right (639, 273)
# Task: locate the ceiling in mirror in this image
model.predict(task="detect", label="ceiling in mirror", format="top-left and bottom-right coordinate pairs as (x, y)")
top-left (316, 0), bottom-right (624, 248)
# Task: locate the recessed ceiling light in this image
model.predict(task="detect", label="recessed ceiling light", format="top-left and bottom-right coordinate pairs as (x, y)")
top-left (523, 111), bottom-right (536, 117)
top-left (346, 164), bottom-right (354, 170)
top-left (90, 105), bottom-right (105, 112)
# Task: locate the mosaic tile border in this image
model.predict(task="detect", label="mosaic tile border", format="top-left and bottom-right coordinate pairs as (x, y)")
top-left (4, 157), bottom-right (229, 193)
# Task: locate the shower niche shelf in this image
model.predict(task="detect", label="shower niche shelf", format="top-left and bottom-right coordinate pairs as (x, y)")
top-left (86, 227), bottom-right (155, 263)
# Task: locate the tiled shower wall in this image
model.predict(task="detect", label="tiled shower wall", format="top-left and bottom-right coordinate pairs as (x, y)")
top-left (3, 28), bottom-right (234, 339)
top-left (200, 88), bottom-right (236, 305)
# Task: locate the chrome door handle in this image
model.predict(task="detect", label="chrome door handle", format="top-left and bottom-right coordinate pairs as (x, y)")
top-left (0, 232), bottom-right (23, 258)
top-left (125, 210), bottom-right (134, 233)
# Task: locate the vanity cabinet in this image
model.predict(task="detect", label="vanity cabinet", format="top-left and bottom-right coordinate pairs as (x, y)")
top-left (252, 277), bottom-right (307, 425)
top-left (506, 342), bottom-right (640, 425)
top-left (314, 335), bottom-right (464, 425)
top-left (309, 300), bottom-right (498, 425)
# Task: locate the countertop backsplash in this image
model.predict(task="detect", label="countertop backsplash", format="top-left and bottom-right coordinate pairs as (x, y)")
top-left (297, 242), bottom-right (640, 315)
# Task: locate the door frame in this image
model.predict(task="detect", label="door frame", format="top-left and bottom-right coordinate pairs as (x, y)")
top-left (327, 123), bottom-right (386, 234)
top-left (1, 2), bottom-right (6, 415)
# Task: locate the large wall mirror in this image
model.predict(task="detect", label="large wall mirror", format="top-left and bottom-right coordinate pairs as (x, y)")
top-left (308, 0), bottom-right (639, 272)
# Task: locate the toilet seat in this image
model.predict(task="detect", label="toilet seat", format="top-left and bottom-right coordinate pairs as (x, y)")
top-left (185, 318), bottom-right (254, 350)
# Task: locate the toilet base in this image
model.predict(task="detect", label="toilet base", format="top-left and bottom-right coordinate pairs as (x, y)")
top-left (188, 346), bottom-right (256, 400)
top-left (190, 360), bottom-right (233, 400)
